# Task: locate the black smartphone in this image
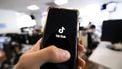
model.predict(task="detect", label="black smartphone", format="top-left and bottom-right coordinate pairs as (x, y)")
top-left (41, 7), bottom-right (78, 69)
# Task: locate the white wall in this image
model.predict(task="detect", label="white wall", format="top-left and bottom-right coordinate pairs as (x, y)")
top-left (0, 9), bottom-right (20, 34)
top-left (109, 3), bottom-right (122, 19)
top-left (78, 3), bottom-right (122, 36)
top-left (0, 9), bottom-right (36, 34)
top-left (78, 4), bottom-right (109, 37)
top-left (16, 13), bottom-right (36, 28)
top-left (32, 13), bottom-right (42, 26)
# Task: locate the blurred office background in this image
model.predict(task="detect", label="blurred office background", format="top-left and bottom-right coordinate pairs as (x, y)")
top-left (0, 0), bottom-right (122, 69)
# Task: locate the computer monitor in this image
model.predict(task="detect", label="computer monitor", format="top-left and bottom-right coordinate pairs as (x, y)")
top-left (101, 20), bottom-right (122, 43)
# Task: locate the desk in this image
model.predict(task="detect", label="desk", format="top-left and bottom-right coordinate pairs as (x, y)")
top-left (89, 42), bottom-right (122, 69)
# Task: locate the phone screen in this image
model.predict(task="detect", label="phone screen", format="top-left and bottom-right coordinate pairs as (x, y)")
top-left (41, 8), bottom-right (78, 69)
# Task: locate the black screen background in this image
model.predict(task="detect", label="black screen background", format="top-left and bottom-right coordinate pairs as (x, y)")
top-left (41, 8), bottom-right (78, 69)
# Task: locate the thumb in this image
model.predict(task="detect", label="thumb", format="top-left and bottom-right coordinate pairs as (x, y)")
top-left (14, 46), bottom-right (70, 69)
top-left (35, 46), bottom-right (71, 66)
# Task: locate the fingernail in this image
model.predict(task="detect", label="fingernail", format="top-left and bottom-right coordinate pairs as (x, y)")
top-left (59, 49), bottom-right (71, 60)
top-left (63, 50), bottom-right (70, 59)
top-left (78, 66), bottom-right (82, 69)
top-left (79, 43), bottom-right (86, 52)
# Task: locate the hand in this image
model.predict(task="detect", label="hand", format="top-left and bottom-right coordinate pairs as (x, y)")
top-left (78, 42), bottom-right (86, 69)
top-left (0, 50), bottom-right (6, 62)
top-left (14, 39), bottom-right (85, 69)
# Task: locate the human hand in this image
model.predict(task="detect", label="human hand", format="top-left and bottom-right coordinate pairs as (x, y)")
top-left (78, 42), bottom-right (86, 69)
top-left (14, 39), bottom-right (85, 69)
top-left (0, 50), bottom-right (6, 62)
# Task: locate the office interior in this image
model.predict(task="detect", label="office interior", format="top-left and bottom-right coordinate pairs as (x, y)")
top-left (0, 0), bottom-right (122, 69)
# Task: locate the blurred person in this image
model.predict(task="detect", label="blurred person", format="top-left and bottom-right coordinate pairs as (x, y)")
top-left (0, 37), bottom-right (9, 63)
top-left (87, 22), bottom-right (92, 29)
top-left (11, 41), bottom-right (23, 65)
top-left (0, 49), bottom-right (6, 63)
top-left (88, 25), bottom-right (100, 45)
top-left (87, 24), bottom-right (100, 57)
top-left (14, 39), bottom-right (85, 69)
top-left (79, 26), bottom-right (88, 48)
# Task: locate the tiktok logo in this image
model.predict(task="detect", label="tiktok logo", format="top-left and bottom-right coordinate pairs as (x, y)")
top-left (56, 26), bottom-right (66, 38)
top-left (58, 27), bottom-right (65, 34)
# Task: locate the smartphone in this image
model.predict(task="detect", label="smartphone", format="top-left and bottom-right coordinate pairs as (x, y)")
top-left (41, 7), bottom-right (78, 69)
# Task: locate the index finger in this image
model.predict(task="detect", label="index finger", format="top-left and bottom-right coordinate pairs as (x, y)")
top-left (78, 42), bottom-right (85, 52)
top-left (27, 38), bottom-right (42, 53)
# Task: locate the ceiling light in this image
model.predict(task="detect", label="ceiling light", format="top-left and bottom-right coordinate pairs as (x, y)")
top-left (54, 0), bottom-right (68, 5)
top-left (27, 5), bottom-right (40, 10)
